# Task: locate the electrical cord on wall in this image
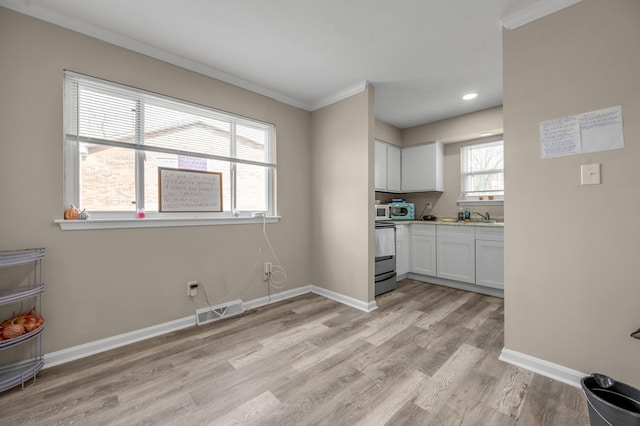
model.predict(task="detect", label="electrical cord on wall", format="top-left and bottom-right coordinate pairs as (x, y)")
top-left (191, 213), bottom-right (288, 315)
top-left (190, 284), bottom-right (230, 324)
top-left (261, 214), bottom-right (287, 292)
top-left (190, 254), bottom-right (261, 318)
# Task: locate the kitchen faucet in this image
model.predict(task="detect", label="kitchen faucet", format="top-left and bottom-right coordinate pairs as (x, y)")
top-left (472, 211), bottom-right (490, 221)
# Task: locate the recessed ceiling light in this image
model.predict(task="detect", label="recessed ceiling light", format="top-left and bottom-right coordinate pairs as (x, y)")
top-left (462, 93), bottom-right (478, 100)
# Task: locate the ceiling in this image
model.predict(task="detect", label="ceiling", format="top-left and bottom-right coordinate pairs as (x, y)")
top-left (2, 0), bottom-right (567, 129)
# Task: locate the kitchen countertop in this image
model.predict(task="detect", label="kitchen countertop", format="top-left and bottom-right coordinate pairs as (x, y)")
top-left (391, 219), bottom-right (504, 228)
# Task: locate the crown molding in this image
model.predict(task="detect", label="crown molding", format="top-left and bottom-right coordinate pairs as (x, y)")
top-left (0, 0), bottom-right (310, 110)
top-left (309, 81), bottom-right (371, 111)
top-left (501, 0), bottom-right (582, 29)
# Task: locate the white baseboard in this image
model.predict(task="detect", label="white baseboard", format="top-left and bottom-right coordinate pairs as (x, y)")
top-left (242, 285), bottom-right (313, 311)
top-left (310, 285), bottom-right (378, 313)
top-left (44, 315), bottom-right (195, 369)
top-left (44, 284), bottom-right (376, 369)
top-left (499, 348), bottom-right (587, 388)
top-left (407, 273), bottom-right (504, 298)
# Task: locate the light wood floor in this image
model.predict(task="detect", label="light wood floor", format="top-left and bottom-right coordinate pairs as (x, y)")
top-left (0, 279), bottom-right (589, 425)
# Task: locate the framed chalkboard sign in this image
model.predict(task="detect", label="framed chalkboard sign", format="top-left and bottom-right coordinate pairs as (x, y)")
top-left (158, 167), bottom-right (222, 212)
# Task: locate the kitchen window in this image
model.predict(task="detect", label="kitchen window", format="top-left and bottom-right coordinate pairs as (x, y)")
top-left (62, 71), bottom-right (276, 229)
top-left (460, 140), bottom-right (504, 203)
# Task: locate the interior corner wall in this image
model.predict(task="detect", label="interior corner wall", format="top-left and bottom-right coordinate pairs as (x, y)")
top-left (310, 87), bottom-right (375, 303)
top-left (375, 119), bottom-right (402, 146)
top-left (503, 0), bottom-right (640, 386)
top-left (0, 7), bottom-right (312, 353)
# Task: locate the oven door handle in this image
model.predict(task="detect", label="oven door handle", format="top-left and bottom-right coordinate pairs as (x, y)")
top-left (375, 255), bottom-right (394, 262)
top-left (375, 271), bottom-right (397, 281)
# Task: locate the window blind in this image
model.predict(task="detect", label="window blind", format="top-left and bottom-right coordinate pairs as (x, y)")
top-left (64, 71), bottom-right (275, 168)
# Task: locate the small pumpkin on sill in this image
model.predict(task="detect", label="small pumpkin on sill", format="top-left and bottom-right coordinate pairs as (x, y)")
top-left (63, 205), bottom-right (81, 220)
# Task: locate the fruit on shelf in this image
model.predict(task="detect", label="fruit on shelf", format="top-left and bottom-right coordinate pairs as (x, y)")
top-left (64, 204), bottom-right (80, 220)
top-left (0, 309), bottom-right (44, 341)
top-left (3, 323), bottom-right (25, 339)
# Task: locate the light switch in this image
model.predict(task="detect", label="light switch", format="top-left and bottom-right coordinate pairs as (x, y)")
top-left (581, 163), bottom-right (601, 185)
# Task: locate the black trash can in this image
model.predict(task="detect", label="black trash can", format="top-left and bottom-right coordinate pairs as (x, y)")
top-left (581, 374), bottom-right (640, 426)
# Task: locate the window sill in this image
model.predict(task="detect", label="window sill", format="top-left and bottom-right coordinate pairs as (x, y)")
top-left (55, 216), bottom-right (281, 231)
top-left (457, 200), bottom-right (504, 207)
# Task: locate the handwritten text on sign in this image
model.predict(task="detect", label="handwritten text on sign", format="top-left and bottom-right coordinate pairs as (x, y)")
top-left (540, 105), bottom-right (624, 159)
top-left (158, 167), bottom-right (222, 212)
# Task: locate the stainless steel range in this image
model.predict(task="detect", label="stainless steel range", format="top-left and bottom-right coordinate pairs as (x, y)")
top-left (375, 221), bottom-right (396, 296)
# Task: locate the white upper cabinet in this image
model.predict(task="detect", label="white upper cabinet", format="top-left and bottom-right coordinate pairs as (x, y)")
top-left (387, 144), bottom-right (401, 192)
top-left (374, 140), bottom-right (402, 192)
top-left (374, 141), bottom-right (388, 191)
top-left (401, 142), bottom-right (444, 192)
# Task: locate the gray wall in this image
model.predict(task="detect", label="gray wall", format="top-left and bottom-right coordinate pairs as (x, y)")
top-left (503, 0), bottom-right (640, 385)
top-left (0, 7), bottom-right (312, 353)
top-left (375, 119), bottom-right (402, 146)
top-left (311, 87), bottom-right (375, 302)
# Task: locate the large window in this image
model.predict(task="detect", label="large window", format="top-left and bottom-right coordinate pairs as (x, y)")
top-left (63, 72), bottom-right (275, 219)
top-left (460, 140), bottom-right (504, 201)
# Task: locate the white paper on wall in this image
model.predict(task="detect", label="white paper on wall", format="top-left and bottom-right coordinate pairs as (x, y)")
top-left (540, 115), bottom-right (581, 158)
top-left (579, 105), bottom-right (624, 153)
top-left (540, 105), bottom-right (624, 159)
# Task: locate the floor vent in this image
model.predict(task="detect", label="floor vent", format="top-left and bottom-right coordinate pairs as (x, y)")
top-left (196, 300), bottom-right (244, 326)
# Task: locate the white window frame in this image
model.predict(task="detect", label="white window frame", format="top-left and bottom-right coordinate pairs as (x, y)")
top-left (58, 71), bottom-right (278, 230)
top-left (459, 139), bottom-right (504, 206)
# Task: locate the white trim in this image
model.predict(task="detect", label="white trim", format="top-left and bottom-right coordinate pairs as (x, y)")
top-left (309, 81), bottom-right (370, 111)
top-left (0, 0), bottom-right (309, 110)
top-left (499, 348), bottom-right (587, 388)
top-left (311, 285), bottom-right (378, 313)
top-left (44, 315), bottom-right (195, 369)
top-left (43, 284), bottom-right (376, 368)
top-left (55, 216), bottom-right (280, 230)
top-left (407, 273), bottom-right (504, 298)
top-left (457, 200), bottom-right (504, 207)
top-left (242, 286), bottom-right (313, 311)
top-left (501, 0), bottom-right (582, 29)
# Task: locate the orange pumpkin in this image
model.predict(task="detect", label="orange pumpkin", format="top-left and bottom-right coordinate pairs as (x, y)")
top-left (64, 205), bottom-right (80, 220)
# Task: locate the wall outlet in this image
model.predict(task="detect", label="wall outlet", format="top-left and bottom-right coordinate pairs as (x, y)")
top-left (426, 202), bottom-right (433, 209)
top-left (263, 262), bottom-right (272, 281)
top-left (187, 281), bottom-right (198, 297)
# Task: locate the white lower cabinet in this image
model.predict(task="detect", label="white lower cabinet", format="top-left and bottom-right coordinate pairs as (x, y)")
top-left (403, 223), bottom-right (504, 293)
top-left (475, 228), bottom-right (504, 289)
top-left (395, 224), bottom-right (410, 276)
top-left (410, 224), bottom-right (436, 276)
top-left (436, 226), bottom-right (475, 284)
